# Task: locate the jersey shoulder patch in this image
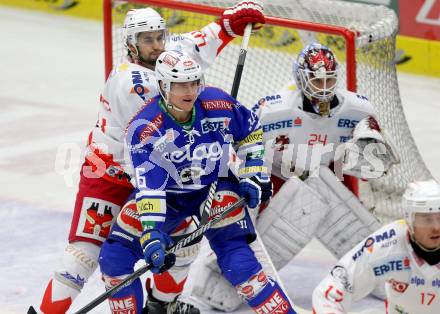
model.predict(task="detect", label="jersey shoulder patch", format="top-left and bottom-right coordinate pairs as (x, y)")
top-left (337, 89), bottom-right (375, 116)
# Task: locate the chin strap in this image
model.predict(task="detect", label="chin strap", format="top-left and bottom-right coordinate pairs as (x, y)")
top-left (159, 89), bottom-right (185, 113)
top-left (165, 100), bottom-right (185, 112)
top-left (411, 234), bottom-right (440, 253)
top-left (129, 45), bottom-right (155, 69)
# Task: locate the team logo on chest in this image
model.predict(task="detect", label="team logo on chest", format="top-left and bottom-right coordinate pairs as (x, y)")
top-left (163, 142), bottom-right (223, 163)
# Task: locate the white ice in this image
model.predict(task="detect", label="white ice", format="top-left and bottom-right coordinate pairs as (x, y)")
top-left (0, 6), bottom-right (439, 314)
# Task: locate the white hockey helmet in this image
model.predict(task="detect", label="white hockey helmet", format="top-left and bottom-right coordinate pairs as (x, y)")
top-left (124, 8), bottom-right (166, 47)
top-left (156, 50), bottom-right (204, 93)
top-left (293, 43), bottom-right (339, 103)
top-left (156, 50), bottom-right (204, 111)
top-left (403, 180), bottom-right (440, 233)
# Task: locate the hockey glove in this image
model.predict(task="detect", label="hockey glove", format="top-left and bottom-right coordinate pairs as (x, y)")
top-left (342, 116), bottom-right (399, 179)
top-left (239, 174), bottom-right (272, 209)
top-left (219, 0), bottom-right (265, 37)
top-left (140, 229), bottom-right (175, 274)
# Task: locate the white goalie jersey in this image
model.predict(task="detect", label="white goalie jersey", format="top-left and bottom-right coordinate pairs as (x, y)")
top-left (252, 86), bottom-right (377, 180)
top-left (87, 22), bottom-right (230, 185)
top-left (313, 220), bottom-right (440, 314)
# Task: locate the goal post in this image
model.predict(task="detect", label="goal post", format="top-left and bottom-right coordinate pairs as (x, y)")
top-left (102, 0), bottom-right (433, 222)
top-left (103, 0), bottom-right (357, 90)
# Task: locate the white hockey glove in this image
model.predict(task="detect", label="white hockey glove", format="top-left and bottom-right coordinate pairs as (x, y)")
top-left (342, 116), bottom-right (399, 179)
top-left (219, 0), bottom-right (265, 37)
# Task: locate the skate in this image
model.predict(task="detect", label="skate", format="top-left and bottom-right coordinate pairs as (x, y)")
top-left (143, 294), bottom-right (200, 314)
top-left (27, 306), bottom-right (38, 314)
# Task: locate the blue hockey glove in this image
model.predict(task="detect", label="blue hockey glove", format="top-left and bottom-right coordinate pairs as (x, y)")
top-left (140, 229), bottom-right (175, 274)
top-left (239, 174), bottom-right (272, 209)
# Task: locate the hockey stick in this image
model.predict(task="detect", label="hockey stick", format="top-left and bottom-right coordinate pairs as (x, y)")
top-left (175, 180), bottom-right (217, 246)
top-left (74, 196), bottom-right (246, 314)
top-left (200, 180), bottom-right (218, 224)
top-left (197, 23), bottom-right (252, 226)
top-left (230, 23), bottom-right (252, 98)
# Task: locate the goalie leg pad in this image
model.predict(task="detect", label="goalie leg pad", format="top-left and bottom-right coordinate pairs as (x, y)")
top-left (40, 241), bottom-right (100, 313)
top-left (257, 175), bottom-right (330, 269)
top-left (191, 253), bottom-right (244, 312)
top-left (307, 167), bottom-right (382, 258)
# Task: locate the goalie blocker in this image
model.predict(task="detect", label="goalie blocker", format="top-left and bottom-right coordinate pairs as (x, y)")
top-left (192, 166), bottom-right (383, 311)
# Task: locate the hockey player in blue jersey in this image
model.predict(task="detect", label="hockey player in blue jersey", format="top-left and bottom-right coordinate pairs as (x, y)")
top-left (98, 50), bottom-right (298, 314)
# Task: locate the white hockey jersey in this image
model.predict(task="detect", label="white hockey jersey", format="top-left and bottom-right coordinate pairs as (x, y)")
top-left (252, 86), bottom-right (376, 179)
top-left (312, 220), bottom-right (440, 314)
top-left (86, 22), bottom-right (232, 187)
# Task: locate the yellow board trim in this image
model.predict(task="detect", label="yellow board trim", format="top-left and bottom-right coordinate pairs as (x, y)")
top-left (0, 0), bottom-right (103, 20)
top-left (396, 35), bottom-right (440, 77)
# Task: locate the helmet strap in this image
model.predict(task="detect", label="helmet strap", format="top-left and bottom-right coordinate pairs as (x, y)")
top-left (165, 100), bottom-right (185, 112)
top-left (159, 86), bottom-right (185, 113)
top-left (409, 233), bottom-right (440, 266)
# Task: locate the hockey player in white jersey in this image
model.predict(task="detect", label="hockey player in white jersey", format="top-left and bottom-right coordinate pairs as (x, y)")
top-left (31, 2), bottom-right (265, 314)
top-left (192, 42), bottom-right (399, 311)
top-left (313, 179), bottom-right (440, 314)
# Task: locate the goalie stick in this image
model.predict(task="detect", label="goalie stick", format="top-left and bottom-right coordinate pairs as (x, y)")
top-left (74, 197), bottom-right (246, 314)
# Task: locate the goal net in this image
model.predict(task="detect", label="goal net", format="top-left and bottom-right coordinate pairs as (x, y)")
top-left (103, 0), bottom-right (433, 222)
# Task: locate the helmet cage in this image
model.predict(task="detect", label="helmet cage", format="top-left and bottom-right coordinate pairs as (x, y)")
top-left (297, 68), bottom-right (338, 102)
top-left (294, 43), bottom-right (339, 103)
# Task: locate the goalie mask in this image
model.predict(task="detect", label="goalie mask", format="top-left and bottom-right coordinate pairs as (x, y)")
top-left (155, 50), bottom-right (205, 111)
top-left (293, 43), bottom-right (339, 115)
top-left (403, 180), bottom-right (440, 239)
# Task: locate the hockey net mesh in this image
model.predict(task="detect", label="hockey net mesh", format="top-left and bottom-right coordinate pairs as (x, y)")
top-left (107, 0), bottom-right (433, 222)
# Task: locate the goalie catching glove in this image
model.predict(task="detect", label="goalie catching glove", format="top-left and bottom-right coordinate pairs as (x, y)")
top-left (342, 116), bottom-right (399, 179)
top-left (219, 0), bottom-right (265, 37)
top-left (140, 229), bottom-right (175, 274)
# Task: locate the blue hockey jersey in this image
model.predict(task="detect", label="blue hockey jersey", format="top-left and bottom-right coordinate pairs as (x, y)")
top-left (125, 86), bottom-right (265, 231)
